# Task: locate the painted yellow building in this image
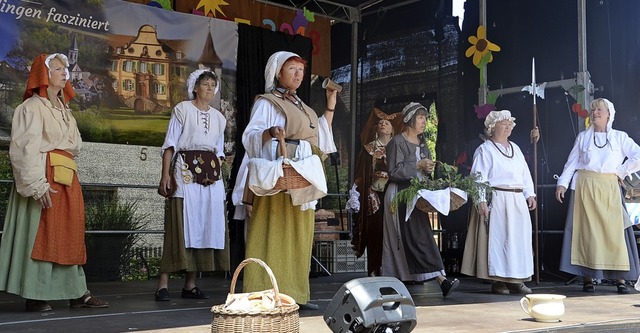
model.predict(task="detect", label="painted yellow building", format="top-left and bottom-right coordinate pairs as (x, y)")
top-left (108, 24), bottom-right (188, 113)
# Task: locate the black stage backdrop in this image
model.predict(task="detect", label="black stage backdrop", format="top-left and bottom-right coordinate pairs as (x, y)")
top-left (228, 24), bottom-right (313, 271)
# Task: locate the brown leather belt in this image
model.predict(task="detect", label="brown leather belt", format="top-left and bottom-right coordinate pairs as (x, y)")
top-left (493, 187), bottom-right (523, 193)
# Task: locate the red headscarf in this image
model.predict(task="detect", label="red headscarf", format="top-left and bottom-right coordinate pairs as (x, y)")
top-left (23, 53), bottom-right (76, 102)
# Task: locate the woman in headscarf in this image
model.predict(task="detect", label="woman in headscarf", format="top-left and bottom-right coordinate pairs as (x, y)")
top-left (556, 98), bottom-right (640, 294)
top-left (460, 110), bottom-right (537, 295)
top-left (155, 69), bottom-right (229, 301)
top-left (241, 51), bottom-right (337, 309)
top-left (350, 108), bottom-right (402, 276)
top-left (0, 53), bottom-right (108, 311)
top-left (382, 102), bottom-right (459, 297)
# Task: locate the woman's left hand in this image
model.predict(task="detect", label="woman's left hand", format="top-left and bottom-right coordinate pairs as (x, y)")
top-left (526, 196), bottom-right (537, 210)
top-left (417, 158), bottom-right (435, 173)
top-left (530, 126), bottom-right (540, 144)
top-left (325, 88), bottom-right (337, 110)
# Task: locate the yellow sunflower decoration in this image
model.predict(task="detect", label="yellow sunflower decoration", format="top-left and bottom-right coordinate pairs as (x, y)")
top-left (466, 25), bottom-right (501, 68)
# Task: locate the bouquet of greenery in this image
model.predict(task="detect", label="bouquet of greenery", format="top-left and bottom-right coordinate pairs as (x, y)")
top-left (392, 161), bottom-right (492, 211)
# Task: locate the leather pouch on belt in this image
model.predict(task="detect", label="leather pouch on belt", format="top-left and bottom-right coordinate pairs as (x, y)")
top-left (49, 153), bottom-right (77, 186)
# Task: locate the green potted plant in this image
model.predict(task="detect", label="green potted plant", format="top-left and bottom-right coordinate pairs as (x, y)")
top-left (83, 199), bottom-right (149, 282)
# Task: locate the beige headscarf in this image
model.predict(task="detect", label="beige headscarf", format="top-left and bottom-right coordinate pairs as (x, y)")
top-left (264, 51), bottom-right (299, 92)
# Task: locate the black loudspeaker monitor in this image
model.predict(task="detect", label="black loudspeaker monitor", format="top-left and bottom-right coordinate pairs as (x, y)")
top-left (323, 277), bottom-right (417, 333)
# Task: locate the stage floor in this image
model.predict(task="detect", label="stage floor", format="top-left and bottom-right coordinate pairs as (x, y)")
top-left (2, 272), bottom-right (640, 332)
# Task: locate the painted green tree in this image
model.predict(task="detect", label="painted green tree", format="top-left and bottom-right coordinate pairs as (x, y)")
top-left (424, 102), bottom-right (438, 161)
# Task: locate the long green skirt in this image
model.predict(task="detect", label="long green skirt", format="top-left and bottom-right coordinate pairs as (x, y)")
top-left (0, 187), bottom-right (87, 300)
top-left (159, 198), bottom-right (230, 273)
top-left (243, 192), bottom-right (314, 304)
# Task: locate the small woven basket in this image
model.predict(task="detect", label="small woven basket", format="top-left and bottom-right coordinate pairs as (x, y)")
top-left (273, 138), bottom-right (311, 190)
top-left (415, 190), bottom-right (466, 213)
top-left (211, 258), bottom-right (299, 333)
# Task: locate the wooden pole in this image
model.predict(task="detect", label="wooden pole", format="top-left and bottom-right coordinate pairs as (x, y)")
top-left (532, 101), bottom-right (539, 285)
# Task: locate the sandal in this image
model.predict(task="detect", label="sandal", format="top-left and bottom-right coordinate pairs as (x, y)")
top-left (582, 283), bottom-right (595, 293)
top-left (155, 288), bottom-right (171, 301)
top-left (617, 283), bottom-right (630, 294)
top-left (70, 291), bottom-right (109, 308)
top-left (181, 287), bottom-right (209, 299)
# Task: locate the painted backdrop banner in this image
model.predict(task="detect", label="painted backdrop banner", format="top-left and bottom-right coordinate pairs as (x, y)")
top-left (0, 0), bottom-right (238, 150)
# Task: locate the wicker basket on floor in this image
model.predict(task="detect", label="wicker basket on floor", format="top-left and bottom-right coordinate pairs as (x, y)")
top-left (415, 190), bottom-right (466, 213)
top-left (211, 258), bottom-right (299, 333)
top-left (273, 137), bottom-right (311, 190)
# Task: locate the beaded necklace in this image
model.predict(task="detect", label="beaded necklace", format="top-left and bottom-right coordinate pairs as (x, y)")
top-left (491, 140), bottom-right (514, 158)
top-left (593, 132), bottom-right (609, 148)
top-left (273, 87), bottom-right (315, 129)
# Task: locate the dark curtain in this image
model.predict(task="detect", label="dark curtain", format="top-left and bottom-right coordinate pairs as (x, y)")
top-left (227, 24), bottom-right (313, 271)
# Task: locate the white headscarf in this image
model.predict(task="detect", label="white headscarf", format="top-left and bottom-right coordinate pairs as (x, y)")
top-left (484, 110), bottom-right (516, 137)
top-left (45, 53), bottom-right (70, 80)
top-left (401, 102), bottom-right (428, 123)
top-left (187, 68), bottom-right (219, 100)
top-left (264, 51), bottom-right (299, 93)
top-left (581, 98), bottom-right (619, 151)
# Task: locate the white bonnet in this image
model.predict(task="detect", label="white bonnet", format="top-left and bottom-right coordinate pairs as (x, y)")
top-left (45, 53), bottom-right (70, 80)
top-left (401, 102), bottom-right (428, 123)
top-left (581, 98), bottom-right (618, 151)
top-left (484, 110), bottom-right (516, 136)
top-left (590, 98), bottom-right (615, 130)
top-left (187, 68), bottom-right (219, 100)
top-left (264, 51), bottom-right (299, 92)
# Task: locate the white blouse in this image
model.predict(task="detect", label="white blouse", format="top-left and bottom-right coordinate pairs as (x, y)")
top-left (471, 139), bottom-right (536, 202)
top-left (557, 129), bottom-right (640, 190)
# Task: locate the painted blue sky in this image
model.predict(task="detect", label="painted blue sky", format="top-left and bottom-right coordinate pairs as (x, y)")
top-left (104, 0), bottom-right (238, 70)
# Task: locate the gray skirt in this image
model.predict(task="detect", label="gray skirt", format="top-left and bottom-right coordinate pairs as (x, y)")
top-left (159, 198), bottom-right (230, 273)
top-left (559, 190), bottom-right (640, 280)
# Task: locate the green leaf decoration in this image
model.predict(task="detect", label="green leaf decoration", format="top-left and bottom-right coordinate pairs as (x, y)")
top-left (477, 52), bottom-right (492, 68)
top-left (391, 161), bottom-right (493, 211)
top-left (487, 92), bottom-right (498, 105)
top-left (569, 85), bottom-right (585, 94)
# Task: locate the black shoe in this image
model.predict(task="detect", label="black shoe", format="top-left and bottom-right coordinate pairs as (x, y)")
top-left (617, 283), bottom-right (630, 294)
top-left (25, 299), bottom-right (52, 312)
top-left (297, 302), bottom-right (319, 310)
top-left (181, 287), bottom-right (209, 299)
top-left (155, 288), bottom-right (170, 301)
top-left (440, 278), bottom-right (460, 298)
top-left (582, 283), bottom-right (595, 293)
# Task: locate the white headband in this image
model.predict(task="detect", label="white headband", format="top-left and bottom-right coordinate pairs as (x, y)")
top-left (264, 51), bottom-right (300, 92)
top-left (45, 53), bottom-right (70, 80)
top-left (187, 69), bottom-right (219, 100)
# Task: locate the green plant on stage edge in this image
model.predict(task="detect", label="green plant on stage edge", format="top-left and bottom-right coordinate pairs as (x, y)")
top-left (392, 161), bottom-right (493, 210)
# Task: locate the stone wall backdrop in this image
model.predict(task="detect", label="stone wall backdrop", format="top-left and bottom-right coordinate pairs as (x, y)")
top-left (76, 141), bottom-right (165, 250)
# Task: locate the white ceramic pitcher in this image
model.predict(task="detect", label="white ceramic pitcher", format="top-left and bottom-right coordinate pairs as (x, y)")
top-left (520, 294), bottom-right (566, 322)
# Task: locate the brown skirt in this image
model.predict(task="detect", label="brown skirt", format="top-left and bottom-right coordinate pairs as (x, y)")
top-left (159, 198), bottom-right (230, 273)
top-left (460, 206), bottom-right (530, 283)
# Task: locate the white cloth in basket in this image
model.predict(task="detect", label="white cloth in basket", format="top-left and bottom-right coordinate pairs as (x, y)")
top-left (247, 140), bottom-right (327, 206)
top-left (405, 187), bottom-right (468, 220)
